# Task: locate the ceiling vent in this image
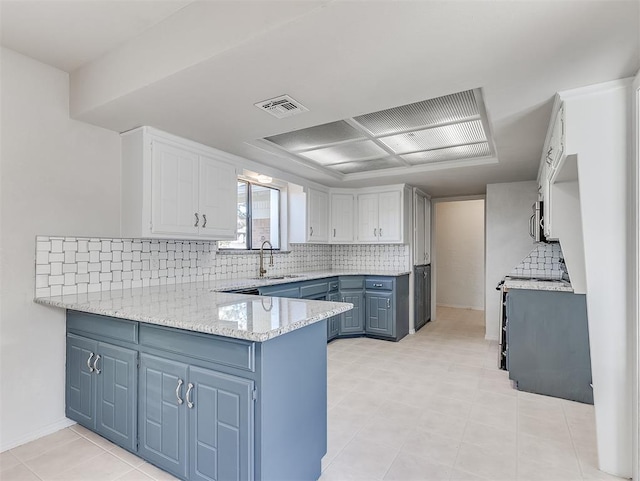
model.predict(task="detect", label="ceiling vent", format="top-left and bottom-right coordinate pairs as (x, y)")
top-left (254, 95), bottom-right (309, 119)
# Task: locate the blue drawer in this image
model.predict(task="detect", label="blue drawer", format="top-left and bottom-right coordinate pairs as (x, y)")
top-left (365, 278), bottom-right (394, 290)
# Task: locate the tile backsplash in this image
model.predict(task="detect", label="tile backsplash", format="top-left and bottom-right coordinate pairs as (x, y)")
top-left (332, 244), bottom-right (409, 271)
top-left (34, 236), bottom-right (409, 297)
top-left (509, 242), bottom-right (569, 281)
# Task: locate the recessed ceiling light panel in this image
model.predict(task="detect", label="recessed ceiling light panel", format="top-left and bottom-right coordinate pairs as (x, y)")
top-left (265, 120), bottom-right (364, 152)
top-left (401, 143), bottom-right (490, 164)
top-left (299, 140), bottom-right (388, 165)
top-left (379, 120), bottom-right (486, 154)
top-left (353, 90), bottom-right (479, 136)
top-left (330, 157), bottom-right (405, 174)
top-left (257, 88), bottom-right (495, 176)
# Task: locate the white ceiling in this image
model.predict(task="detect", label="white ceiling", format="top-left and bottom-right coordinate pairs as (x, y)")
top-left (2, 0), bottom-right (639, 197)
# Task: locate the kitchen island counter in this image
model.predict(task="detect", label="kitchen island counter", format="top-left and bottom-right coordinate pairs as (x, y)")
top-left (35, 281), bottom-right (352, 342)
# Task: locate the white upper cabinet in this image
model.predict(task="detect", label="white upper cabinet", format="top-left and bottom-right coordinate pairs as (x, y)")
top-left (357, 193), bottom-right (379, 242)
top-left (289, 186), bottom-right (329, 244)
top-left (330, 193), bottom-right (355, 242)
top-left (356, 187), bottom-right (408, 244)
top-left (151, 140), bottom-right (199, 236)
top-left (307, 188), bottom-right (329, 242)
top-left (198, 154), bottom-right (237, 239)
top-left (413, 189), bottom-right (431, 265)
top-left (538, 100), bottom-right (565, 240)
top-left (121, 127), bottom-right (238, 240)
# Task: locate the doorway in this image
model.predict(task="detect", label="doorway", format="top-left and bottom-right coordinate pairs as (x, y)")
top-left (432, 198), bottom-right (486, 325)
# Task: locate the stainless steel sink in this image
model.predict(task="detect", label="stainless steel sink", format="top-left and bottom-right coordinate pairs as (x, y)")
top-left (252, 274), bottom-right (303, 280)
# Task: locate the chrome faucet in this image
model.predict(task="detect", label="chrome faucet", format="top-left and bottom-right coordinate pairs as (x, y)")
top-left (259, 240), bottom-right (274, 278)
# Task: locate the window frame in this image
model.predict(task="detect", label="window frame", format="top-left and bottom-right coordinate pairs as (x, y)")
top-left (218, 179), bottom-right (282, 251)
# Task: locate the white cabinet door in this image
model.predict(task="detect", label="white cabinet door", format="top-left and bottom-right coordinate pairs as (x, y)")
top-left (151, 140), bottom-right (199, 236)
top-left (357, 193), bottom-right (379, 242)
top-left (414, 192), bottom-right (426, 265)
top-left (330, 193), bottom-right (354, 242)
top-left (378, 191), bottom-right (402, 242)
top-left (307, 189), bottom-right (328, 242)
top-left (199, 155), bottom-right (237, 239)
top-left (424, 199), bottom-right (431, 263)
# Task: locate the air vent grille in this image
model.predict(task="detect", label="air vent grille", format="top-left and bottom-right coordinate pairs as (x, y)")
top-left (255, 95), bottom-right (309, 119)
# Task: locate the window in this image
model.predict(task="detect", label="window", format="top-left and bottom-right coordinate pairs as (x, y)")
top-left (218, 180), bottom-right (281, 250)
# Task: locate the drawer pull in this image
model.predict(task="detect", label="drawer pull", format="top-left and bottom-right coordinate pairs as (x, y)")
top-left (186, 383), bottom-right (194, 409)
top-left (373, 283), bottom-right (383, 287)
top-left (194, 213), bottom-right (199, 227)
top-left (87, 352), bottom-right (95, 373)
top-left (92, 354), bottom-right (101, 375)
top-left (176, 379), bottom-right (184, 405)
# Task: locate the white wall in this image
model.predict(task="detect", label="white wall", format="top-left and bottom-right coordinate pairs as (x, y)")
top-left (434, 200), bottom-right (485, 310)
top-left (0, 47), bottom-right (121, 451)
top-left (563, 80), bottom-right (632, 478)
top-left (484, 181), bottom-right (538, 340)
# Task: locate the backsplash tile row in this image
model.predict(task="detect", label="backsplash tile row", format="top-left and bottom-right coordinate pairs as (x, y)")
top-left (34, 236), bottom-right (409, 297)
top-left (35, 236), bottom-right (332, 297)
top-left (509, 242), bottom-right (569, 280)
top-left (331, 244), bottom-right (410, 272)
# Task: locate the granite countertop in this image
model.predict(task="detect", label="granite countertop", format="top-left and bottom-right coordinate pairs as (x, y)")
top-left (503, 277), bottom-right (573, 292)
top-left (34, 270), bottom-right (408, 342)
top-left (208, 269), bottom-right (411, 292)
top-left (35, 282), bottom-right (352, 342)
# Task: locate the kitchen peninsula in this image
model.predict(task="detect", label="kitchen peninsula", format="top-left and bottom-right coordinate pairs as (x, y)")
top-left (35, 282), bottom-right (353, 481)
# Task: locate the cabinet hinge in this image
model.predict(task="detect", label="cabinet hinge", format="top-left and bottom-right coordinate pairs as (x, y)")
top-left (251, 389), bottom-right (258, 401)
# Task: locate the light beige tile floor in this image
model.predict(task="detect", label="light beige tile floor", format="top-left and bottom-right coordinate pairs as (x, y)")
top-left (0, 306), bottom-right (625, 481)
top-left (320, 306), bottom-right (626, 481)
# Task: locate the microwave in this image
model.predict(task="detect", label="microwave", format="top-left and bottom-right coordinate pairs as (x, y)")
top-left (529, 201), bottom-right (546, 243)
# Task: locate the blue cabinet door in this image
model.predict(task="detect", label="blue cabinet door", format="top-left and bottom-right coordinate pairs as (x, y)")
top-left (139, 353), bottom-right (188, 479)
top-left (365, 292), bottom-right (394, 338)
top-left (66, 334), bottom-right (97, 428)
top-left (327, 292), bottom-right (340, 340)
top-left (339, 291), bottom-right (364, 335)
top-left (96, 342), bottom-right (137, 451)
top-left (188, 366), bottom-right (254, 481)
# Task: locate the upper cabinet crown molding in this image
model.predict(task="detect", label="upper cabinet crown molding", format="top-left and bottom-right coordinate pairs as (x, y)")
top-left (121, 127), bottom-right (237, 241)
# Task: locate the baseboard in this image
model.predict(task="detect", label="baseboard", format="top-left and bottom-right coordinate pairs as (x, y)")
top-left (1, 417), bottom-right (75, 452)
top-left (437, 303), bottom-right (484, 310)
top-left (485, 334), bottom-right (499, 341)
top-left (409, 329), bottom-right (416, 335)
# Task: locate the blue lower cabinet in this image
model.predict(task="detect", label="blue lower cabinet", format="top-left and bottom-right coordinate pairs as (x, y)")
top-left (188, 367), bottom-right (254, 481)
top-left (338, 291), bottom-right (364, 335)
top-left (365, 292), bottom-right (394, 338)
top-left (66, 334), bottom-right (137, 451)
top-left (139, 354), bottom-right (189, 479)
top-left (66, 334), bottom-right (97, 428)
top-left (96, 343), bottom-right (137, 451)
top-left (139, 354), bottom-right (255, 481)
top-left (327, 292), bottom-right (340, 340)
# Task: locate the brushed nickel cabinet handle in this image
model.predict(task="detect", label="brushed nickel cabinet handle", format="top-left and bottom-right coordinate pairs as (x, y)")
top-left (374, 228), bottom-right (377, 237)
top-left (202, 214), bottom-right (207, 228)
top-left (87, 352), bottom-right (95, 373)
top-left (333, 228), bottom-right (336, 237)
top-left (176, 379), bottom-right (184, 405)
top-left (310, 226), bottom-right (313, 236)
top-left (92, 354), bottom-right (101, 375)
top-left (387, 299), bottom-right (391, 309)
top-left (194, 213), bottom-right (199, 227)
top-left (379, 228), bottom-right (383, 236)
top-left (186, 383), bottom-right (194, 409)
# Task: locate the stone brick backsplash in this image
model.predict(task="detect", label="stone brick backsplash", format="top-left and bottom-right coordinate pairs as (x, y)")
top-left (35, 236), bottom-right (331, 297)
top-left (509, 242), bottom-right (568, 280)
top-left (331, 244), bottom-right (410, 272)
